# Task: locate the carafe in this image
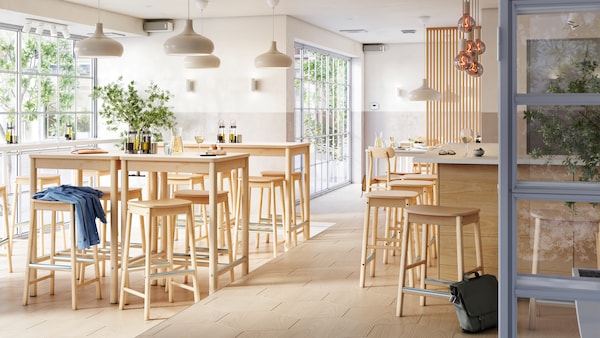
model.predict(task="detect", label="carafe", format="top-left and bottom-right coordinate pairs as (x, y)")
top-left (171, 127), bottom-right (183, 155)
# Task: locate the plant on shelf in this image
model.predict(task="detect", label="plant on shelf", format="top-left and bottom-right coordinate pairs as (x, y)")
top-left (524, 51), bottom-right (600, 182)
top-left (92, 76), bottom-right (176, 146)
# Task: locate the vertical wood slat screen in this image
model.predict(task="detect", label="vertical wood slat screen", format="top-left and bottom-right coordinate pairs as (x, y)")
top-left (426, 27), bottom-right (481, 145)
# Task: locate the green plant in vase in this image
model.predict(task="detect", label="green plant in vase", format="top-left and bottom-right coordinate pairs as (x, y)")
top-left (524, 51), bottom-right (600, 183)
top-left (92, 76), bottom-right (176, 150)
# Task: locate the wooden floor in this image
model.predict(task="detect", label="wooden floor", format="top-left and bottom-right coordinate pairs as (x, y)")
top-left (0, 184), bottom-right (581, 337)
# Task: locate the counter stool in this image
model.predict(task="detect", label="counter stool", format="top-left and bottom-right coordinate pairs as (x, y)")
top-left (236, 175), bottom-right (287, 257)
top-left (260, 170), bottom-right (307, 246)
top-left (401, 174), bottom-right (438, 205)
top-left (396, 205), bottom-right (483, 317)
top-left (360, 190), bottom-right (419, 288)
top-left (23, 199), bottom-right (102, 310)
top-left (119, 198), bottom-right (200, 321)
top-left (96, 186), bottom-right (144, 276)
top-left (173, 189), bottom-right (234, 282)
top-left (82, 169), bottom-right (110, 187)
top-left (0, 185), bottom-right (12, 272)
top-left (167, 173), bottom-right (206, 240)
top-left (12, 174), bottom-right (66, 254)
top-left (528, 208), bottom-right (600, 330)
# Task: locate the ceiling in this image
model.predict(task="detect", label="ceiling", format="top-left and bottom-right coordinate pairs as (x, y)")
top-left (60, 0), bottom-right (498, 44)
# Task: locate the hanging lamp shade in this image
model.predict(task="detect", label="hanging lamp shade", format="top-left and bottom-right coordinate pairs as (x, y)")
top-left (409, 78), bottom-right (441, 101)
top-left (74, 23), bottom-right (123, 58)
top-left (164, 19), bottom-right (214, 55)
top-left (255, 41), bottom-right (292, 68)
top-left (184, 54), bottom-right (221, 68)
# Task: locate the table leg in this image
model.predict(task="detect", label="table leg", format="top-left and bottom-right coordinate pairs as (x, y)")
top-left (109, 159), bottom-right (118, 304)
top-left (208, 162), bottom-right (218, 294)
top-left (240, 158), bottom-right (249, 276)
top-left (284, 149), bottom-right (292, 251)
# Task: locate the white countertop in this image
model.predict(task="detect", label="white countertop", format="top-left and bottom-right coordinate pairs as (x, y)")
top-left (0, 138), bottom-right (121, 152)
top-left (415, 143), bottom-right (499, 165)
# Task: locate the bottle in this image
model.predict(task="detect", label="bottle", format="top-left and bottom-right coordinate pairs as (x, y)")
top-left (5, 122), bottom-right (13, 144)
top-left (141, 130), bottom-right (152, 154)
top-left (217, 120), bottom-right (225, 143)
top-left (476, 134), bottom-right (482, 143)
top-left (229, 119), bottom-right (237, 143)
top-left (65, 124), bottom-right (73, 140)
top-left (126, 130), bottom-right (137, 153)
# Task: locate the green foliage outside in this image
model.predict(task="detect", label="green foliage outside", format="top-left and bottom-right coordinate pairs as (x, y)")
top-left (524, 51), bottom-right (600, 182)
top-left (0, 31), bottom-right (88, 140)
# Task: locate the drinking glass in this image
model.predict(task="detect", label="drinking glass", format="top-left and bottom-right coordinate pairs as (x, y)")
top-left (460, 128), bottom-right (473, 156)
top-left (193, 129), bottom-right (205, 152)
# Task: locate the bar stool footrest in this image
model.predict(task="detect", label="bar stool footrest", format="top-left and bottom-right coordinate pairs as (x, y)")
top-left (402, 287), bottom-right (450, 299)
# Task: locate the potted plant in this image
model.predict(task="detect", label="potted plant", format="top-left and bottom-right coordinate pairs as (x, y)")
top-left (524, 51), bottom-right (600, 182)
top-left (92, 76), bottom-right (176, 150)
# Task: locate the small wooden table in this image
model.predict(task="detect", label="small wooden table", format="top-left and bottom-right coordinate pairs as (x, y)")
top-left (28, 151), bottom-right (121, 303)
top-left (119, 152), bottom-right (250, 294)
top-left (188, 142), bottom-right (311, 250)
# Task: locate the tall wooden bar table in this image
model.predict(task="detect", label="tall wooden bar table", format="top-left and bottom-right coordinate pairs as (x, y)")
top-left (119, 152), bottom-right (250, 294)
top-left (28, 151), bottom-right (121, 303)
top-left (187, 142), bottom-right (311, 250)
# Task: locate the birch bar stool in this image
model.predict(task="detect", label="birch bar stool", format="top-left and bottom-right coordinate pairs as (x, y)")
top-left (396, 205), bottom-right (484, 317)
top-left (23, 199), bottom-right (102, 310)
top-left (119, 198), bottom-right (200, 320)
top-left (173, 189), bottom-right (235, 282)
top-left (235, 175), bottom-right (287, 257)
top-left (12, 174), bottom-right (65, 253)
top-left (96, 186), bottom-right (144, 276)
top-left (260, 170), bottom-right (307, 246)
top-left (360, 190), bottom-right (419, 288)
top-left (0, 185), bottom-right (12, 272)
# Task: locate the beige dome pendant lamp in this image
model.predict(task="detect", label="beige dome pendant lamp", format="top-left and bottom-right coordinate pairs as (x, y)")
top-left (164, 0), bottom-right (214, 55)
top-left (74, 0), bottom-right (123, 57)
top-left (408, 16), bottom-right (441, 101)
top-left (184, 0), bottom-right (221, 68)
top-left (254, 0), bottom-right (292, 68)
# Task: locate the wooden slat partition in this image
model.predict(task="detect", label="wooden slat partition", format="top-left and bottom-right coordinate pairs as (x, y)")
top-left (426, 27), bottom-right (482, 145)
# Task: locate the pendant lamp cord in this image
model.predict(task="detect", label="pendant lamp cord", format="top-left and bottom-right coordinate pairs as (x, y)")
top-left (187, 0), bottom-right (190, 20)
top-left (97, 0), bottom-right (100, 23)
top-left (271, 6), bottom-right (275, 41)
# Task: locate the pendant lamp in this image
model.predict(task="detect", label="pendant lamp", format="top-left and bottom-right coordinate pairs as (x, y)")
top-left (409, 16), bottom-right (441, 101)
top-left (255, 0), bottom-right (292, 68)
top-left (74, 0), bottom-right (123, 58)
top-left (164, 0), bottom-right (214, 55)
top-left (183, 0), bottom-right (220, 68)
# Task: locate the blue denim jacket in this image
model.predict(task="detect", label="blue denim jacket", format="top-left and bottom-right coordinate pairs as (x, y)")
top-left (33, 185), bottom-right (106, 250)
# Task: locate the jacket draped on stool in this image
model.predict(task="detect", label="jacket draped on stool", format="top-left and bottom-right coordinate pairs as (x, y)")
top-left (33, 185), bottom-right (106, 250)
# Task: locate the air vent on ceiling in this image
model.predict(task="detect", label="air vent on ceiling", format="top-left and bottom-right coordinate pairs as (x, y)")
top-left (363, 44), bottom-right (385, 52)
top-left (340, 29), bottom-right (368, 34)
top-left (401, 29), bottom-right (417, 34)
top-left (143, 20), bottom-right (174, 33)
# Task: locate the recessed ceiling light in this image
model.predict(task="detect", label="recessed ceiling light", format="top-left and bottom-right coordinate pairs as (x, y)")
top-left (339, 29), bottom-right (368, 33)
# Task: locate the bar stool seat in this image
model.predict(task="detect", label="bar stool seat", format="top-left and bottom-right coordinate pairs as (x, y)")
top-left (260, 170), bottom-right (307, 246)
top-left (12, 174), bottom-right (65, 253)
top-left (23, 199), bottom-right (102, 310)
top-left (389, 179), bottom-right (435, 205)
top-left (235, 175), bottom-right (287, 257)
top-left (396, 205), bottom-right (484, 317)
top-left (0, 185), bottom-right (12, 272)
top-left (95, 186), bottom-right (145, 276)
top-left (119, 198), bottom-right (200, 320)
top-left (360, 190), bottom-right (419, 287)
top-left (173, 189), bottom-right (234, 282)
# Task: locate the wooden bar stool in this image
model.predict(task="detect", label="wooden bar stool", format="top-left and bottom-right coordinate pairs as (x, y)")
top-left (261, 170), bottom-right (307, 246)
top-left (173, 189), bottom-right (235, 282)
top-left (396, 205), bottom-right (484, 317)
top-left (23, 199), bottom-right (102, 310)
top-left (235, 175), bottom-right (287, 257)
top-left (12, 174), bottom-right (65, 253)
top-left (359, 190), bottom-right (418, 288)
top-left (119, 198), bottom-right (200, 320)
top-left (0, 185), bottom-right (12, 273)
top-left (96, 186), bottom-right (144, 276)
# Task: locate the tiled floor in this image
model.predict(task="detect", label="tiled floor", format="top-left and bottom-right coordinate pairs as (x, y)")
top-left (0, 184), bottom-right (581, 337)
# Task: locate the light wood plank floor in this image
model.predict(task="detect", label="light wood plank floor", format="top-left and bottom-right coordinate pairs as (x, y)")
top-left (0, 184), bottom-right (580, 337)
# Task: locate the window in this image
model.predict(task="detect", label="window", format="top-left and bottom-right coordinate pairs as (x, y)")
top-left (0, 25), bottom-right (95, 143)
top-left (294, 44), bottom-right (351, 197)
top-left (500, 1), bottom-right (600, 336)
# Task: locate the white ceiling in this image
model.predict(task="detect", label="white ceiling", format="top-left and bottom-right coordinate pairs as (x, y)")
top-left (61, 0), bottom-right (498, 44)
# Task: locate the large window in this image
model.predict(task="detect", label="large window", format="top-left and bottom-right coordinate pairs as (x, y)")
top-left (0, 25), bottom-right (95, 144)
top-left (294, 44), bottom-right (351, 197)
top-left (500, 2), bottom-right (600, 336)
